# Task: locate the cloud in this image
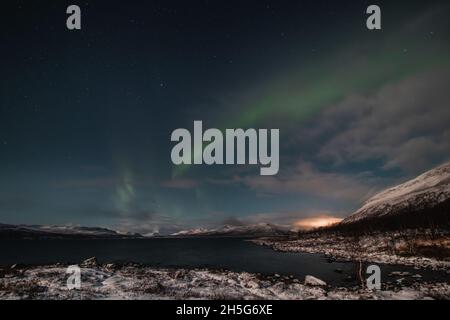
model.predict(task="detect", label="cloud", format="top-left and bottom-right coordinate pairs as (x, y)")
top-left (316, 69), bottom-right (450, 174)
top-left (221, 217), bottom-right (246, 226)
top-left (221, 70), bottom-right (450, 208)
top-left (237, 160), bottom-right (379, 202)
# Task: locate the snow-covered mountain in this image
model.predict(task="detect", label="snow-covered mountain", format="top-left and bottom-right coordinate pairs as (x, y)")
top-left (342, 162), bottom-right (450, 225)
top-left (171, 223), bottom-right (292, 238)
top-left (0, 223), bottom-right (143, 239)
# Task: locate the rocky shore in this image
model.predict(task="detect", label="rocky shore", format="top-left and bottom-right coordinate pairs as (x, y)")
top-left (251, 230), bottom-right (450, 271)
top-left (1, 259), bottom-right (449, 300)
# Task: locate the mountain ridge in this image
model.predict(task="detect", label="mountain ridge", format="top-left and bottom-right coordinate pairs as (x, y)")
top-left (340, 162), bottom-right (450, 229)
top-left (170, 223), bottom-right (293, 238)
top-left (0, 223), bottom-right (143, 239)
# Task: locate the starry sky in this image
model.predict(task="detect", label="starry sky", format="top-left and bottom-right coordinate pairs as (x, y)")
top-left (1, 0), bottom-right (449, 235)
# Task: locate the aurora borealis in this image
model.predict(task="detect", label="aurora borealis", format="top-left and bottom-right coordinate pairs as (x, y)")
top-left (1, 0), bottom-right (449, 235)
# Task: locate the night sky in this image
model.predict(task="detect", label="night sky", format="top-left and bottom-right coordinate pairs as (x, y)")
top-left (1, 0), bottom-right (449, 235)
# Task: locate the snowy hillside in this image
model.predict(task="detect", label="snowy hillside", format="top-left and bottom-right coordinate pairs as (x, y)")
top-left (343, 162), bottom-right (450, 224)
top-left (171, 223), bottom-right (292, 238)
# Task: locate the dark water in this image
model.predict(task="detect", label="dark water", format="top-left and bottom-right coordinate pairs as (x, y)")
top-left (0, 238), bottom-right (447, 286)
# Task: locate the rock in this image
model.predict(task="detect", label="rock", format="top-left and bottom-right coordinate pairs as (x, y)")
top-left (9, 264), bottom-right (25, 270)
top-left (173, 270), bottom-right (186, 279)
top-left (304, 275), bottom-right (327, 287)
top-left (105, 263), bottom-right (116, 269)
top-left (81, 257), bottom-right (98, 267)
top-left (412, 274), bottom-right (422, 279)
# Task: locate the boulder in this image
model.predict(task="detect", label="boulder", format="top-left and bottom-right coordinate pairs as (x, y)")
top-left (304, 275), bottom-right (327, 287)
top-left (81, 257), bottom-right (98, 267)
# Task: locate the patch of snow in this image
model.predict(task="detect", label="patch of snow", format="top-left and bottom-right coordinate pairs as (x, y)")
top-left (304, 276), bottom-right (327, 287)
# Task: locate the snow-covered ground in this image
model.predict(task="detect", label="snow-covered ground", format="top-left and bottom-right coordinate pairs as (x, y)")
top-left (1, 263), bottom-right (449, 300)
top-left (252, 230), bottom-right (450, 270)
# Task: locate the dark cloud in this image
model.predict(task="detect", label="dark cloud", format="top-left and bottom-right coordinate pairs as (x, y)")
top-left (222, 217), bottom-right (246, 226)
top-left (317, 69), bottom-right (450, 174)
top-left (234, 160), bottom-right (382, 203)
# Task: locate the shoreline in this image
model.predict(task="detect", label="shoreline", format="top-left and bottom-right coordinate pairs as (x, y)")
top-left (1, 262), bottom-right (449, 300)
top-left (250, 231), bottom-right (450, 271)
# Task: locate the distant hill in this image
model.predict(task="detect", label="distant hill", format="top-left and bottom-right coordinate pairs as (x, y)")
top-left (0, 223), bottom-right (143, 239)
top-left (170, 223), bottom-right (293, 238)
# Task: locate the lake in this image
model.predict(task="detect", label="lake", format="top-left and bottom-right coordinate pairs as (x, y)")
top-left (0, 238), bottom-right (447, 286)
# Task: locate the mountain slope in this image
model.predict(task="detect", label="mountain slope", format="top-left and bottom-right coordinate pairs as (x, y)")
top-left (342, 162), bottom-right (450, 227)
top-left (171, 223), bottom-right (292, 238)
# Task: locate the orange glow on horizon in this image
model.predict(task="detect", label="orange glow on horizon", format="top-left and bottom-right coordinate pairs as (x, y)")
top-left (293, 215), bottom-right (343, 230)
